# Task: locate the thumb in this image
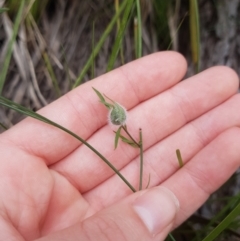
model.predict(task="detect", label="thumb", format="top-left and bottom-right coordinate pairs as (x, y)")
top-left (36, 186), bottom-right (179, 241)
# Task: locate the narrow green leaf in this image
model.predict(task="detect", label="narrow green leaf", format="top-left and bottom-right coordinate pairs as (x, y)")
top-left (168, 233), bottom-right (177, 241)
top-left (91, 21), bottom-right (95, 79)
top-left (107, 0), bottom-right (135, 71)
top-left (167, 12), bottom-right (188, 50)
top-left (189, 0), bottom-right (200, 72)
top-left (135, 0), bottom-right (142, 58)
top-left (43, 52), bottom-right (61, 97)
top-left (114, 126), bottom-right (122, 149)
top-left (191, 194), bottom-right (240, 241)
top-left (114, 0), bottom-right (125, 64)
top-left (176, 149), bottom-right (184, 168)
top-left (92, 87), bottom-right (105, 102)
top-left (119, 135), bottom-right (139, 148)
top-left (92, 87), bottom-right (113, 109)
top-left (202, 201), bottom-right (240, 241)
top-left (0, 0), bottom-right (25, 94)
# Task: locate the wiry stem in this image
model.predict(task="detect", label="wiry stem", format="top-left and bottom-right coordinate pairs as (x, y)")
top-left (121, 125), bottom-right (140, 147)
top-left (139, 128), bottom-right (143, 190)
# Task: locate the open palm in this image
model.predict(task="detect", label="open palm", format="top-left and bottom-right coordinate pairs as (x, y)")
top-left (1, 52), bottom-right (240, 241)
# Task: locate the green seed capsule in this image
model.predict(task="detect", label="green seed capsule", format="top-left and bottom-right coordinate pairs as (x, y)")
top-left (109, 103), bottom-right (127, 126)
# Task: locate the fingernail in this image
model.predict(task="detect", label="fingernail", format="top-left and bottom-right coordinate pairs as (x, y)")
top-left (133, 187), bottom-right (179, 236)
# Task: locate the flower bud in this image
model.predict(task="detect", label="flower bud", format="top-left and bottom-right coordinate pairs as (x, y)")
top-left (108, 102), bottom-right (127, 126)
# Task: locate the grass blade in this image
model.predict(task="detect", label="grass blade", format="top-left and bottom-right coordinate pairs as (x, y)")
top-left (0, 95), bottom-right (136, 193)
top-left (189, 0), bottom-right (200, 72)
top-left (107, 0), bottom-right (135, 71)
top-left (115, 0), bottom-right (125, 64)
top-left (135, 0), bottom-right (142, 58)
top-left (73, 0), bottom-right (129, 88)
top-left (202, 201), bottom-right (240, 241)
top-left (91, 21), bottom-right (95, 79)
top-left (42, 51), bottom-right (61, 97)
top-left (0, 0), bottom-right (25, 94)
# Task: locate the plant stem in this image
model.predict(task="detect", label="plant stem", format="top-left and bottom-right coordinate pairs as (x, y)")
top-left (139, 128), bottom-right (143, 190)
top-left (121, 125), bottom-right (144, 190)
top-left (135, 0), bottom-right (142, 58)
top-left (122, 125), bottom-right (140, 147)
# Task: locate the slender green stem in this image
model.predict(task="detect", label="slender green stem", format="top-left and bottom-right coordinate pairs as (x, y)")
top-left (202, 201), bottom-right (240, 241)
top-left (43, 51), bottom-right (61, 97)
top-left (139, 128), bottom-right (143, 190)
top-left (135, 0), bottom-right (142, 58)
top-left (0, 96), bottom-right (136, 193)
top-left (122, 125), bottom-right (140, 147)
top-left (115, 0), bottom-right (125, 64)
top-left (107, 0), bottom-right (134, 71)
top-left (91, 21), bottom-right (95, 79)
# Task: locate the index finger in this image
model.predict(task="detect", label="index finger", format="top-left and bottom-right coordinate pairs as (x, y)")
top-left (1, 52), bottom-right (187, 165)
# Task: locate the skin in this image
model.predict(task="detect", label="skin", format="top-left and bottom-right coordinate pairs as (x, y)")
top-left (0, 51), bottom-right (240, 241)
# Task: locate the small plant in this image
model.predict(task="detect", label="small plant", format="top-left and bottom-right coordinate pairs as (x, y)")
top-left (93, 87), bottom-right (145, 190)
top-left (93, 87), bottom-right (184, 192)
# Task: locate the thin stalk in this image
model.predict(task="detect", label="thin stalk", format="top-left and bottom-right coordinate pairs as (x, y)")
top-left (107, 0), bottom-right (134, 71)
top-left (42, 51), bottom-right (61, 97)
top-left (135, 0), bottom-right (142, 58)
top-left (168, 233), bottom-right (177, 241)
top-left (134, 17), bottom-right (138, 58)
top-left (122, 125), bottom-right (140, 147)
top-left (0, 96), bottom-right (136, 193)
top-left (189, 0), bottom-right (200, 72)
top-left (202, 201), bottom-right (240, 241)
top-left (91, 21), bottom-right (95, 79)
top-left (139, 128), bottom-right (143, 190)
top-left (115, 0), bottom-right (125, 64)
top-left (167, 12), bottom-right (188, 50)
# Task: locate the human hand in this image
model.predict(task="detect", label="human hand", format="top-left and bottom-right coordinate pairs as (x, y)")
top-left (0, 52), bottom-right (239, 241)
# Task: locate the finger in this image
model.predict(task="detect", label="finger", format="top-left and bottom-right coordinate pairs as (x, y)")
top-left (2, 52), bottom-right (187, 165)
top-left (163, 127), bottom-right (240, 228)
top-left (52, 66), bottom-right (239, 192)
top-left (35, 187), bottom-right (179, 241)
top-left (83, 94), bottom-right (240, 209)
